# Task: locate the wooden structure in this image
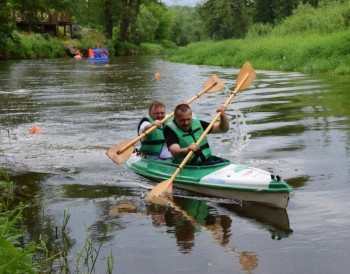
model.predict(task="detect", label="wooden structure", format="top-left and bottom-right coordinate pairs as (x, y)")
top-left (13, 10), bottom-right (74, 37)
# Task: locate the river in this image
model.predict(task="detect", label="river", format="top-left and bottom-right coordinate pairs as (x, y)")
top-left (0, 56), bottom-right (349, 273)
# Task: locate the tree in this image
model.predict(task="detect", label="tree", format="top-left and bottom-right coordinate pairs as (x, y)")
top-left (303, 0), bottom-right (318, 7)
top-left (147, 2), bottom-right (174, 41)
top-left (105, 0), bottom-right (114, 39)
top-left (0, 0), bottom-right (16, 59)
top-left (254, 0), bottom-right (275, 24)
top-left (132, 4), bottom-right (159, 43)
top-left (170, 6), bottom-right (206, 46)
top-left (253, 0), bottom-right (298, 25)
top-left (74, 0), bottom-right (105, 27)
top-left (198, 0), bottom-right (250, 39)
top-left (118, 0), bottom-right (142, 41)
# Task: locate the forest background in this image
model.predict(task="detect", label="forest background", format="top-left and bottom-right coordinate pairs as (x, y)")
top-left (1, 0), bottom-right (350, 74)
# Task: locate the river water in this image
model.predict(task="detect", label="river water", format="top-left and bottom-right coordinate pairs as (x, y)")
top-left (0, 56), bottom-right (349, 273)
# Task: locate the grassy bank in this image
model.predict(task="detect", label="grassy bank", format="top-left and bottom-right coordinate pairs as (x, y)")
top-left (168, 3), bottom-right (350, 75)
top-left (3, 3), bottom-right (350, 74)
top-left (168, 30), bottom-right (350, 74)
top-left (1, 27), bottom-right (167, 60)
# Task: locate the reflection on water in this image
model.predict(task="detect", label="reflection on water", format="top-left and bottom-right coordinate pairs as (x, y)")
top-left (4, 168), bottom-right (292, 272)
top-left (217, 202), bottom-right (293, 240)
top-left (61, 183), bottom-right (134, 199)
top-left (143, 195), bottom-right (292, 271)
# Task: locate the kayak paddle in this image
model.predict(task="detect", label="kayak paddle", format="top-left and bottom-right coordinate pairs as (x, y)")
top-left (146, 62), bottom-right (256, 201)
top-left (106, 75), bottom-right (225, 164)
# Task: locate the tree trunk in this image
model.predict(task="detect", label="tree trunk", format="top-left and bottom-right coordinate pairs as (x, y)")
top-left (119, 18), bottom-right (129, 41)
top-left (105, 0), bottom-right (113, 39)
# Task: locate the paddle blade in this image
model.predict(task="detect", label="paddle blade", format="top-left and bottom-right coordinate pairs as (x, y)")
top-left (106, 141), bottom-right (135, 165)
top-left (236, 62), bottom-right (256, 90)
top-left (203, 74), bottom-right (225, 93)
top-left (145, 179), bottom-right (173, 201)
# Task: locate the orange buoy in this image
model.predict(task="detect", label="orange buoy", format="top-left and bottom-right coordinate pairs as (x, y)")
top-left (155, 73), bottom-right (161, 79)
top-left (29, 125), bottom-right (40, 134)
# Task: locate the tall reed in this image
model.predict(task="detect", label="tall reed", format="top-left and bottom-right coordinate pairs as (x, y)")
top-left (0, 174), bottom-right (47, 273)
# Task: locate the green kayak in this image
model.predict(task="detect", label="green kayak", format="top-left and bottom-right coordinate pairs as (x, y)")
top-left (126, 153), bottom-right (293, 209)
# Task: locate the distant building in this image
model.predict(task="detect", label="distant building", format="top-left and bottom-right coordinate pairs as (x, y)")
top-left (13, 10), bottom-right (74, 37)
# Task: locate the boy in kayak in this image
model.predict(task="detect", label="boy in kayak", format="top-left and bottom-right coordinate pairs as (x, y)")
top-left (137, 100), bottom-right (172, 159)
top-left (164, 103), bottom-right (229, 165)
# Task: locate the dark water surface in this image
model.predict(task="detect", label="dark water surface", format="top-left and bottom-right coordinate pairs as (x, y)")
top-left (1, 56), bottom-right (350, 273)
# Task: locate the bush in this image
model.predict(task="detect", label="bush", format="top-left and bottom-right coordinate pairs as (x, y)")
top-left (272, 3), bottom-right (350, 37)
top-left (114, 40), bottom-right (139, 55)
top-left (160, 39), bottom-right (177, 49)
top-left (139, 43), bottom-right (164, 54)
top-left (4, 32), bottom-right (66, 59)
top-left (246, 23), bottom-right (273, 39)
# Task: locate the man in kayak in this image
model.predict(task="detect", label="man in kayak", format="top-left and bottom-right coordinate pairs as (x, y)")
top-left (137, 100), bottom-right (172, 159)
top-left (164, 103), bottom-right (229, 165)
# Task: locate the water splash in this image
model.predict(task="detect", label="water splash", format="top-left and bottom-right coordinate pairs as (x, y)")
top-left (228, 105), bottom-right (250, 162)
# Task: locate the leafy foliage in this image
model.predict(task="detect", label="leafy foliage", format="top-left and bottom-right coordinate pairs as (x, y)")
top-left (148, 2), bottom-right (174, 42)
top-left (2, 0), bottom-right (350, 64)
top-left (170, 6), bottom-right (206, 46)
top-left (197, 0), bottom-right (250, 40)
top-left (132, 4), bottom-right (159, 44)
top-left (0, 1), bottom-right (16, 59)
top-left (253, 0), bottom-right (299, 24)
top-left (169, 2), bottom-right (350, 74)
top-left (272, 2), bottom-right (350, 36)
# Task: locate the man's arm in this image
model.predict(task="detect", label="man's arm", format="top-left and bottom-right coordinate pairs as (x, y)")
top-left (139, 120), bottom-right (162, 135)
top-left (169, 143), bottom-right (193, 156)
top-left (211, 105), bottom-right (229, 133)
top-left (139, 121), bottom-right (151, 135)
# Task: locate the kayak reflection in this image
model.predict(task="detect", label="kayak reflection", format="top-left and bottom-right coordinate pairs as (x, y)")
top-left (146, 196), bottom-right (255, 270)
top-left (216, 201), bottom-right (293, 240)
top-left (146, 196), bottom-right (293, 249)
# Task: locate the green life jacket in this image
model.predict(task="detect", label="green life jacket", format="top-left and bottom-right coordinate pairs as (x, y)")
top-left (137, 116), bottom-right (168, 156)
top-left (166, 118), bottom-right (212, 164)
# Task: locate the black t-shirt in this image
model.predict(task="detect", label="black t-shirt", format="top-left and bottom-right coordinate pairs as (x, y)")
top-left (164, 120), bottom-right (210, 147)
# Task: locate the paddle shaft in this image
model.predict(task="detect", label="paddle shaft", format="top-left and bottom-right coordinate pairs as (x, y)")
top-left (158, 73), bottom-right (250, 193)
top-left (117, 80), bottom-right (219, 154)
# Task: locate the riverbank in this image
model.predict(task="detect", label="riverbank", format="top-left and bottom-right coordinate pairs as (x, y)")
top-left (3, 3), bottom-right (350, 75)
top-left (167, 30), bottom-right (350, 75)
top-left (168, 3), bottom-right (350, 75)
top-left (2, 3), bottom-right (350, 74)
top-left (0, 28), bottom-right (166, 61)
top-left (6, 29), bottom-right (348, 75)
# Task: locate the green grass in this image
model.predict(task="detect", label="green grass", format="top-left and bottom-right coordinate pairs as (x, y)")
top-left (169, 3), bottom-right (350, 74)
top-left (3, 32), bottom-right (66, 59)
top-left (169, 30), bottom-right (350, 74)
